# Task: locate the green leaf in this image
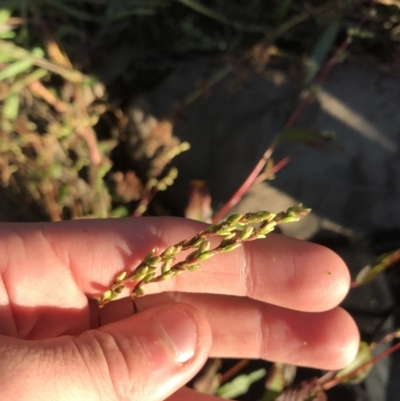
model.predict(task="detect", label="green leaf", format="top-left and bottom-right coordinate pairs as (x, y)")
top-left (31, 47), bottom-right (45, 57)
top-left (0, 58), bottom-right (33, 80)
top-left (0, 8), bottom-right (11, 25)
top-left (3, 91), bottom-right (20, 120)
top-left (304, 17), bottom-right (342, 87)
top-left (111, 206), bottom-right (129, 218)
top-left (2, 68), bottom-right (47, 101)
top-left (215, 368), bottom-right (266, 399)
top-left (277, 127), bottom-right (344, 152)
top-left (334, 342), bottom-right (373, 384)
top-left (47, 163), bottom-right (63, 179)
top-left (273, 0), bottom-right (292, 25)
top-left (263, 363), bottom-right (296, 401)
top-left (355, 249), bottom-right (400, 286)
top-left (0, 31), bottom-right (15, 39)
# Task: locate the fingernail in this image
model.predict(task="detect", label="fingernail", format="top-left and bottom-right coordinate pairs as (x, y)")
top-left (154, 308), bottom-right (197, 363)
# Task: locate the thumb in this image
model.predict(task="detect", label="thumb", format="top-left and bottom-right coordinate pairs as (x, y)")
top-left (0, 303), bottom-right (212, 401)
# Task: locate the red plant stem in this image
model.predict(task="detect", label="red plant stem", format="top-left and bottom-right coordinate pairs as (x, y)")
top-left (211, 144), bottom-right (276, 223)
top-left (253, 155), bottom-right (291, 186)
top-left (83, 127), bottom-right (102, 165)
top-left (132, 188), bottom-right (157, 217)
top-left (369, 329), bottom-right (400, 353)
top-left (28, 80), bottom-right (68, 113)
top-left (219, 359), bottom-right (249, 385)
top-left (283, 37), bottom-right (351, 130)
top-left (350, 249), bottom-right (400, 289)
top-left (323, 341), bottom-right (400, 390)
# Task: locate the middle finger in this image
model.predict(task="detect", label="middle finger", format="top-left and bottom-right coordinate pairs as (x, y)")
top-left (133, 292), bottom-right (359, 370)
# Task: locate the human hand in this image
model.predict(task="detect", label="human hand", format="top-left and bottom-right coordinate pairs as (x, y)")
top-left (0, 217), bottom-right (359, 401)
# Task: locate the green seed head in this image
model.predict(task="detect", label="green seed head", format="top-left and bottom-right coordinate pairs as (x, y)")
top-left (186, 263), bottom-right (202, 272)
top-left (220, 243), bottom-right (242, 252)
top-left (115, 271), bottom-right (127, 283)
top-left (281, 216), bottom-right (300, 223)
top-left (240, 226), bottom-right (254, 240)
top-left (226, 213), bottom-right (243, 224)
top-left (199, 239), bottom-right (211, 253)
top-left (132, 287), bottom-right (145, 297)
top-left (198, 251), bottom-right (215, 261)
top-left (147, 256), bottom-right (162, 266)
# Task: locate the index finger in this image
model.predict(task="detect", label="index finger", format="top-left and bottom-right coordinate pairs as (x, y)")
top-left (1, 217), bottom-right (350, 312)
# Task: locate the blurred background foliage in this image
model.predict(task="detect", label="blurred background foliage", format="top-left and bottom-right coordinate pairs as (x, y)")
top-left (1, 0), bottom-right (399, 222)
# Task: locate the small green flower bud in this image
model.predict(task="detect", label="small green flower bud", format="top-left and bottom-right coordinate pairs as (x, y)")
top-left (223, 232), bottom-right (236, 240)
top-left (161, 261), bottom-right (172, 273)
top-left (191, 236), bottom-right (204, 248)
top-left (186, 250), bottom-right (199, 262)
top-left (220, 238), bottom-right (236, 248)
top-left (186, 263), bottom-right (202, 271)
top-left (198, 251), bottom-right (215, 261)
top-left (257, 226), bottom-right (275, 236)
top-left (133, 266), bottom-right (149, 280)
top-left (157, 182), bottom-right (167, 191)
top-left (146, 266), bottom-right (157, 274)
top-left (143, 272), bottom-right (155, 284)
top-left (295, 208), bottom-right (311, 217)
top-left (113, 285), bottom-right (124, 294)
top-left (162, 177), bottom-right (174, 186)
top-left (281, 216), bottom-right (300, 223)
top-left (164, 245), bottom-right (177, 256)
top-left (260, 221), bottom-right (277, 232)
top-left (132, 287), bottom-right (145, 297)
top-left (216, 224), bottom-right (236, 235)
top-left (241, 214), bottom-right (263, 224)
top-left (226, 214), bottom-right (243, 224)
top-left (115, 271), bottom-right (127, 283)
top-left (240, 226), bottom-right (254, 240)
top-left (168, 167), bottom-right (178, 179)
top-left (180, 142), bottom-right (191, 152)
top-left (199, 239), bottom-right (211, 253)
top-left (255, 211), bottom-right (276, 221)
top-left (144, 249), bottom-right (156, 262)
top-left (161, 270), bottom-right (175, 280)
top-left (103, 290), bottom-right (114, 300)
top-left (147, 256), bottom-right (162, 266)
top-left (204, 224), bottom-right (219, 233)
top-left (220, 243), bottom-right (242, 252)
top-left (147, 178), bottom-right (158, 188)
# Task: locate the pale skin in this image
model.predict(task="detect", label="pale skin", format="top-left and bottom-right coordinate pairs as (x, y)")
top-left (0, 217), bottom-right (359, 401)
